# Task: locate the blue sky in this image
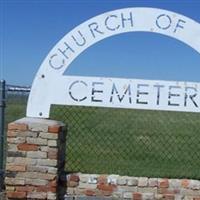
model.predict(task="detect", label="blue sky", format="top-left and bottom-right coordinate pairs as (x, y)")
top-left (1, 0), bottom-right (200, 86)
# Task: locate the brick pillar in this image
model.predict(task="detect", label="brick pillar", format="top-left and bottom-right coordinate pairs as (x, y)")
top-left (5, 117), bottom-right (66, 200)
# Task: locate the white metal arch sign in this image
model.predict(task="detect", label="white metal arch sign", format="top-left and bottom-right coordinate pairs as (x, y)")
top-left (27, 7), bottom-right (200, 118)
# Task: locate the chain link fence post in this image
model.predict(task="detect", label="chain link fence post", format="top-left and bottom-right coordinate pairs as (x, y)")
top-left (0, 80), bottom-right (6, 192)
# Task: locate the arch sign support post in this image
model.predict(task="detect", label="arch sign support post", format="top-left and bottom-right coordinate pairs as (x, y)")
top-left (27, 7), bottom-right (200, 118)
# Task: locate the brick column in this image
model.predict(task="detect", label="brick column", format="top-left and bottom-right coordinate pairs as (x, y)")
top-left (5, 117), bottom-right (66, 200)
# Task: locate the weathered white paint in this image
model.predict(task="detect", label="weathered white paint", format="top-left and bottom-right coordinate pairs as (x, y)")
top-left (45, 75), bottom-right (200, 113)
top-left (27, 7), bottom-right (200, 118)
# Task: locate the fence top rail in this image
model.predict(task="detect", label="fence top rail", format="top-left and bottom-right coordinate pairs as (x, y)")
top-left (6, 85), bottom-right (31, 93)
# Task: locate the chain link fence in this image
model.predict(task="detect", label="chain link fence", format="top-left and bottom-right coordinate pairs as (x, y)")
top-left (51, 105), bottom-right (200, 179)
top-left (3, 84), bottom-right (200, 180)
top-left (5, 85), bottom-right (29, 125)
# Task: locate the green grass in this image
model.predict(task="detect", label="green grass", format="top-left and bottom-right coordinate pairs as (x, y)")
top-left (5, 104), bottom-right (26, 127)
top-left (51, 106), bottom-right (200, 179)
top-left (5, 95), bottom-right (27, 128)
top-left (5, 95), bottom-right (200, 179)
